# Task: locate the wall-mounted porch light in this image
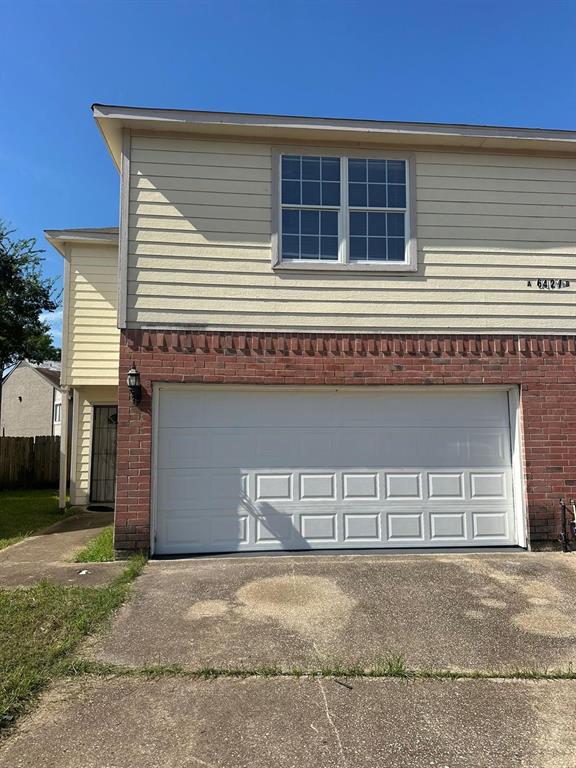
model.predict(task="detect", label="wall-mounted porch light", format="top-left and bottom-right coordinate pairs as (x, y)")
top-left (126, 363), bottom-right (142, 405)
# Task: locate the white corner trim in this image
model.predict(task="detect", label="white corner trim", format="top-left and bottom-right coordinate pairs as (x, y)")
top-left (508, 386), bottom-right (529, 548)
top-left (117, 129), bottom-right (131, 330)
top-left (60, 249), bottom-right (71, 388)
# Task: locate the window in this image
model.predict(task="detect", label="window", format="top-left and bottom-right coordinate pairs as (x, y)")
top-left (53, 402), bottom-right (61, 424)
top-left (281, 155), bottom-right (340, 261)
top-left (276, 152), bottom-right (414, 269)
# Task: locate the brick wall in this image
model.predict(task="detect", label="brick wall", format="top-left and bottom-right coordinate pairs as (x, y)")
top-left (115, 330), bottom-right (576, 553)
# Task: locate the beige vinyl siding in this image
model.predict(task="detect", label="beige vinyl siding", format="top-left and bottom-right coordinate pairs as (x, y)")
top-left (65, 244), bottom-right (120, 385)
top-left (70, 385), bottom-right (117, 506)
top-left (127, 134), bottom-right (576, 333)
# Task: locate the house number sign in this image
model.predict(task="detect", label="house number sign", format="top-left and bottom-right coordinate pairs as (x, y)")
top-left (527, 279), bottom-right (571, 290)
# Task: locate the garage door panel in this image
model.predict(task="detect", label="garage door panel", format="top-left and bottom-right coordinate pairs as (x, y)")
top-left (430, 512), bottom-right (467, 540)
top-left (154, 389), bottom-right (519, 554)
top-left (158, 427), bottom-right (511, 471)
top-left (158, 389), bottom-right (511, 430)
top-left (157, 469), bottom-right (249, 507)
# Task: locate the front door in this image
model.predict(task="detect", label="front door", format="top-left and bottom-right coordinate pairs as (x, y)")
top-left (90, 405), bottom-right (118, 504)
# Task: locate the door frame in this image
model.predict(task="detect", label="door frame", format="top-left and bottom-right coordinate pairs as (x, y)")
top-left (150, 383), bottom-right (527, 555)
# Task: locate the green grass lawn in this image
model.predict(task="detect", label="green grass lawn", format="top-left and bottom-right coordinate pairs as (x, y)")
top-left (0, 490), bottom-right (71, 551)
top-left (73, 525), bottom-right (114, 562)
top-left (0, 556), bottom-right (146, 730)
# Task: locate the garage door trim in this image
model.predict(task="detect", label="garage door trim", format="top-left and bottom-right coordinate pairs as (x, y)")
top-left (150, 384), bottom-right (527, 555)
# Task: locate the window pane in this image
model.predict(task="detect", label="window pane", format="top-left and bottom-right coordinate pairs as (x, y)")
top-left (321, 182), bottom-right (340, 206)
top-left (387, 160), bottom-right (406, 184)
top-left (368, 212), bottom-right (386, 237)
top-left (321, 211), bottom-right (338, 236)
top-left (368, 237), bottom-right (387, 260)
top-left (368, 184), bottom-right (387, 208)
top-left (320, 236), bottom-right (338, 259)
top-left (301, 236), bottom-right (319, 257)
top-left (282, 156), bottom-right (301, 180)
top-left (387, 184), bottom-right (406, 208)
top-left (302, 181), bottom-right (321, 205)
top-left (282, 180), bottom-right (300, 205)
top-left (350, 237), bottom-right (367, 260)
top-left (282, 235), bottom-right (300, 257)
top-left (282, 209), bottom-right (299, 235)
top-left (367, 160), bottom-right (387, 183)
top-left (387, 238), bottom-right (406, 261)
top-left (348, 157), bottom-right (407, 211)
top-left (349, 159), bottom-right (367, 182)
top-left (349, 212), bottom-right (366, 236)
top-left (349, 183), bottom-right (367, 207)
top-left (322, 157), bottom-right (340, 181)
top-left (387, 212), bottom-right (405, 237)
top-left (301, 210), bottom-right (319, 234)
top-left (302, 157), bottom-right (321, 180)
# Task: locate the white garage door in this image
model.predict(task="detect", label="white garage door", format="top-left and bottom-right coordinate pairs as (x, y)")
top-left (154, 387), bottom-right (519, 555)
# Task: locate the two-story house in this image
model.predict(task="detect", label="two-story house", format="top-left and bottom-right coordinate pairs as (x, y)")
top-left (47, 105), bottom-right (576, 556)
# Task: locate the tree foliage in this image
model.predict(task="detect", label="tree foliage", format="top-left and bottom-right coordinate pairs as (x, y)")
top-left (0, 221), bottom-right (60, 375)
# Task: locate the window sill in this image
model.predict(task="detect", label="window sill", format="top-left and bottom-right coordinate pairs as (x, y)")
top-left (272, 260), bottom-right (417, 273)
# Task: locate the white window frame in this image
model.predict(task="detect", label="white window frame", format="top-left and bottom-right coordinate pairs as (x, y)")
top-left (53, 402), bottom-right (62, 424)
top-left (271, 146), bottom-right (417, 272)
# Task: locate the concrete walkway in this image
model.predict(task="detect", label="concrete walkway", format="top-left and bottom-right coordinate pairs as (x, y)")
top-left (0, 511), bottom-right (124, 587)
top-left (1, 676), bottom-right (574, 767)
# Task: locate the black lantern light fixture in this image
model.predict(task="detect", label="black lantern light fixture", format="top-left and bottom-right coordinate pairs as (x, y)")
top-left (126, 363), bottom-right (142, 405)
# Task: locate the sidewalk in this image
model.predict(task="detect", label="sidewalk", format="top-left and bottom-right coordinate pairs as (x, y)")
top-left (0, 511), bottom-right (125, 587)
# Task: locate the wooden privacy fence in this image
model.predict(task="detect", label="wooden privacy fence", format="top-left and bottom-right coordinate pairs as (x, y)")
top-left (0, 436), bottom-right (60, 489)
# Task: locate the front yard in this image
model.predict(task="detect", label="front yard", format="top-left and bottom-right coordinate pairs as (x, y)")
top-left (0, 558), bottom-right (145, 730)
top-left (0, 489), bottom-right (143, 731)
top-left (0, 490), bottom-right (70, 550)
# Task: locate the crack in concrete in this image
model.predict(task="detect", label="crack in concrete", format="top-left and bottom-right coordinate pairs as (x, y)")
top-left (318, 679), bottom-right (347, 768)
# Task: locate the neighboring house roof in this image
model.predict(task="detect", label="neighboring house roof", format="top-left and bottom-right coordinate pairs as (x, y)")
top-left (44, 227), bottom-right (118, 256)
top-left (35, 367), bottom-right (61, 388)
top-left (92, 102), bottom-right (576, 170)
top-left (2, 360), bottom-right (61, 389)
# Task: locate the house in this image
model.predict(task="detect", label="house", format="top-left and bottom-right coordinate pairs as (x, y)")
top-left (46, 105), bottom-right (576, 556)
top-left (1, 361), bottom-right (64, 438)
top-left (44, 228), bottom-right (119, 507)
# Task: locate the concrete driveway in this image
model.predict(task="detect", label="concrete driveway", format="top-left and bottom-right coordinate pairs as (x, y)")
top-left (4, 551), bottom-right (576, 768)
top-left (86, 551), bottom-right (576, 672)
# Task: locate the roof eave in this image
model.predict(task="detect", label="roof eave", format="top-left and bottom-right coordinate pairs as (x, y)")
top-left (44, 229), bottom-right (119, 257)
top-left (92, 103), bottom-right (576, 167)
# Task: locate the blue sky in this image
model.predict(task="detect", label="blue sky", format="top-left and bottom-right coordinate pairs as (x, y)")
top-left (1, 0), bottom-right (576, 345)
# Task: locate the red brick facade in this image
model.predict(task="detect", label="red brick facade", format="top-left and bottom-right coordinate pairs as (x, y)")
top-left (115, 329), bottom-right (576, 553)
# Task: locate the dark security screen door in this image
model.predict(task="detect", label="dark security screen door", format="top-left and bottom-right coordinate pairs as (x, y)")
top-left (90, 406), bottom-right (118, 503)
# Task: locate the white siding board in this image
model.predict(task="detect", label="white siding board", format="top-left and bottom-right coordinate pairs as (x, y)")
top-left (129, 204), bottom-right (271, 230)
top-left (417, 164), bottom-right (576, 182)
top-left (131, 148), bottom-right (271, 169)
top-left (132, 134), bottom-right (271, 155)
top-left (127, 282), bottom-right (576, 306)
top-left (132, 175), bottom-right (271, 195)
top-left (125, 309), bottom-right (575, 331)
top-left (132, 163), bottom-right (271, 182)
